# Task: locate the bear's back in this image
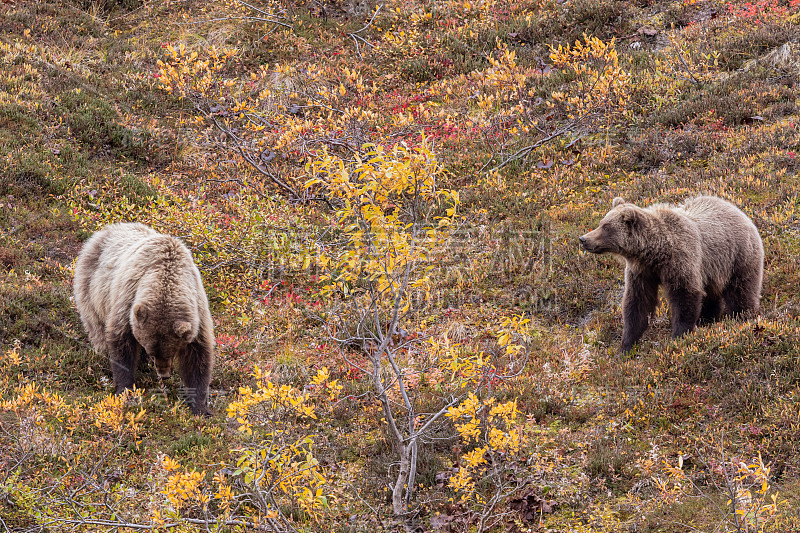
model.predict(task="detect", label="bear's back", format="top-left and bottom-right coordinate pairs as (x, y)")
top-left (132, 234), bottom-right (203, 306)
top-left (74, 223), bottom-right (202, 320)
top-left (96, 223), bottom-right (160, 271)
top-left (677, 196), bottom-right (763, 289)
top-left (680, 196), bottom-right (746, 222)
top-left (74, 223), bottom-right (158, 316)
top-left (679, 196), bottom-right (759, 243)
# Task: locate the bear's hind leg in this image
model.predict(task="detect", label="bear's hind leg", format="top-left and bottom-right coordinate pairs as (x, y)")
top-left (698, 294), bottom-right (722, 325)
top-left (722, 275), bottom-right (761, 317)
top-left (621, 270), bottom-right (659, 353)
top-left (666, 285), bottom-right (703, 338)
top-left (107, 329), bottom-right (141, 394)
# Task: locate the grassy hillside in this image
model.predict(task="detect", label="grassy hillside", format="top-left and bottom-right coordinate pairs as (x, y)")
top-left (1, 0), bottom-right (800, 531)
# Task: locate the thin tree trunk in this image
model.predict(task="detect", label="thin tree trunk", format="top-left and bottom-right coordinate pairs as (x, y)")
top-left (406, 437), bottom-right (418, 505)
top-left (392, 443), bottom-right (411, 516)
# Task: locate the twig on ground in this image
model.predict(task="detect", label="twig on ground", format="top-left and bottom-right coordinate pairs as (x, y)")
top-left (347, 5), bottom-right (382, 59)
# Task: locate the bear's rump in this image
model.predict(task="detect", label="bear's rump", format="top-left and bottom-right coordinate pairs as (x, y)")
top-left (686, 199), bottom-right (762, 293)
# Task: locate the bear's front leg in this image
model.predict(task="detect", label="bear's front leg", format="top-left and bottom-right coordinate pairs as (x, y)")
top-left (180, 339), bottom-right (213, 416)
top-left (107, 329), bottom-right (141, 393)
top-left (621, 268), bottom-right (659, 353)
top-left (666, 284), bottom-right (703, 338)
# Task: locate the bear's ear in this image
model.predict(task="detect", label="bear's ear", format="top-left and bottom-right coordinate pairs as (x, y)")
top-left (174, 320), bottom-right (194, 342)
top-left (133, 303), bottom-right (147, 324)
top-left (612, 197), bottom-right (626, 207)
top-left (619, 207), bottom-right (640, 227)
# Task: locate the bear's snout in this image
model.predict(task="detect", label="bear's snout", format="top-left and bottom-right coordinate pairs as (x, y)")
top-left (155, 359), bottom-right (174, 379)
top-left (579, 233), bottom-right (595, 252)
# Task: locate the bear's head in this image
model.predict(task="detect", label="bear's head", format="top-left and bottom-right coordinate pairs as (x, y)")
top-left (131, 303), bottom-right (197, 379)
top-left (579, 198), bottom-right (647, 257)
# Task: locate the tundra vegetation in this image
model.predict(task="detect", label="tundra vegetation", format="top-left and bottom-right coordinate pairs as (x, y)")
top-left (0, 0), bottom-right (799, 531)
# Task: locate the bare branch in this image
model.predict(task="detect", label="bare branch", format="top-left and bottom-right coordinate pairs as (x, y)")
top-left (347, 5), bottom-right (382, 59)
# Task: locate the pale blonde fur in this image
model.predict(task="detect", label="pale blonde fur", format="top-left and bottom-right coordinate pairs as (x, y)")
top-left (73, 223), bottom-right (215, 415)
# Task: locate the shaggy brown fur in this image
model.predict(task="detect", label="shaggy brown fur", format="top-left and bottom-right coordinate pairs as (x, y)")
top-left (73, 223), bottom-right (215, 415)
top-left (580, 196), bottom-right (763, 353)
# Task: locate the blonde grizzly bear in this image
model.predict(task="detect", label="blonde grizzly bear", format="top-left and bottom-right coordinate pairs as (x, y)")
top-left (73, 223), bottom-right (215, 415)
top-left (580, 196), bottom-right (763, 353)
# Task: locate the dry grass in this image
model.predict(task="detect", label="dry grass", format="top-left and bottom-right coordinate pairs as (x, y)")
top-left (1, 0), bottom-right (800, 530)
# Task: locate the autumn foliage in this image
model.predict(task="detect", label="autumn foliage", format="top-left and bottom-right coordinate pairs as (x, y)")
top-left (1, 0), bottom-right (800, 531)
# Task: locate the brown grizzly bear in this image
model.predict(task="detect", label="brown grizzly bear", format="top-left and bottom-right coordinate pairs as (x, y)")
top-left (73, 223), bottom-right (215, 415)
top-left (580, 196), bottom-right (763, 353)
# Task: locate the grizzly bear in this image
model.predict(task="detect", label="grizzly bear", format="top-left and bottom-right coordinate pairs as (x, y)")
top-left (73, 223), bottom-right (215, 415)
top-left (580, 196), bottom-right (763, 353)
